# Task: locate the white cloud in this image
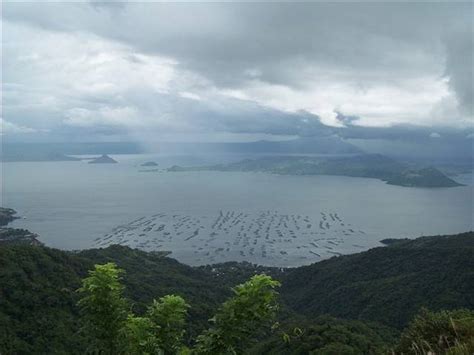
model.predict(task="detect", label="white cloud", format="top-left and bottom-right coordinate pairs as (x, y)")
top-left (64, 106), bottom-right (139, 128)
top-left (178, 92), bottom-right (202, 101)
top-left (0, 118), bottom-right (37, 135)
top-left (220, 75), bottom-right (455, 128)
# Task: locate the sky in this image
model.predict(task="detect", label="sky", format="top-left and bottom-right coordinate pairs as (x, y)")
top-left (1, 1), bottom-right (473, 143)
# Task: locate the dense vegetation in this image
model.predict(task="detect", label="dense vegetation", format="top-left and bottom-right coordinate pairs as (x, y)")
top-left (282, 232), bottom-right (474, 329)
top-left (396, 308), bottom-right (474, 354)
top-left (78, 263), bottom-right (280, 354)
top-left (250, 309), bottom-right (474, 354)
top-left (0, 232), bottom-right (473, 353)
top-left (0, 244), bottom-right (252, 353)
top-left (250, 315), bottom-right (398, 354)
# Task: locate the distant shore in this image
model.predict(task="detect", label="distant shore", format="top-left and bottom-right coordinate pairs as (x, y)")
top-left (0, 208), bottom-right (42, 246)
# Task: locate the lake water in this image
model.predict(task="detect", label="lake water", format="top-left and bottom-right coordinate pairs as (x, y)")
top-left (1, 154), bottom-right (472, 267)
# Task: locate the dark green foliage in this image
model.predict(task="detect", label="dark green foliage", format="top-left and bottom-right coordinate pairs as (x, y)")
top-left (250, 315), bottom-right (398, 354)
top-left (78, 264), bottom-right (279, 355)
top-left (122, 314), bottom-right (162, 354)
top-left (77, 245), bottom-right (254, 339)
top-left (0, 245), bottom-right (233, 353)
top-left (78, 263), bottom-right (190, 354)
top-left (281, 232), bottom-right (474, 329)
top-left (194, 275), bottom-right (280, 354)
top-left (147, 295), bottom-right (189, 354)
top-left (78, 263), bottom-right (129, 354)
top-left (396, 308), bottom-right (474, 354)
top-left (0, 245), bottom-right (89, 354)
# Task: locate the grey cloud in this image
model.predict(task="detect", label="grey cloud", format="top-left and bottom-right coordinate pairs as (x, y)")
top-left (444, 30), bottom-right (473, 116)
top-left (3, 2), bottom-right (470, 89)
top-left (111, 91), bottom-right (333, 138)
top-left (2, 1), bottom-right (473, 142)
top-left (338, 122), bottom-right (472, 142)
top-left (89, 1), bottom-right (125, 12)
top-left (339, 123), bottom-right (473, 161)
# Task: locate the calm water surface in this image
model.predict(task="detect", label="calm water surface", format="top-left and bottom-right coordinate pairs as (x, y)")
top-left (1, 154), bottom-right (472, 267)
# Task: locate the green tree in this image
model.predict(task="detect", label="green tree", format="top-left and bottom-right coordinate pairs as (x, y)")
top-left (122, 314), bottom-right (162, 354)
top-left (396, 308), bottom-right (474, 354)
top-left (78, 262), bottom-right (128, 354)
top-left (194, 274), bottom-right (281, 354)
top-left (78, 264), bottom-right (280, 355)
top-left (147, 295), bottom-right (190, 354)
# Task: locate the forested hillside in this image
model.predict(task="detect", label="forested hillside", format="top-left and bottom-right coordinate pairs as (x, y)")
top-left (0, 232), bottom-right (473, 353)
top-left (0, 245), bottom-right (251, 353)
top-left (282, 232), bottom-right (474, 329)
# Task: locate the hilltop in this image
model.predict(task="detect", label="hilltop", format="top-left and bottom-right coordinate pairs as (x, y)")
top-left (88, 154), bottom-right (118, 164)
top-left (141, 161), bottom-right (158, 167)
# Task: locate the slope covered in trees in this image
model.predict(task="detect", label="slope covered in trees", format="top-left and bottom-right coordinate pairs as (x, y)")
top-left (281, 232), bottom-right (474, 329)
top-left (77, 263), bottom-right (280, 354)
top-left (0, 232), bottom-right (473, 353)
top-left (0, 245), bottom-right (254, 353)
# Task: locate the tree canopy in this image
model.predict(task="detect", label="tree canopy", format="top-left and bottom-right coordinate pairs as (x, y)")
top-left (77, 262), bottom-right (280, 354)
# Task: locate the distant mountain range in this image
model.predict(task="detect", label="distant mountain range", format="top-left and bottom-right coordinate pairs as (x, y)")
top-left (1, 138), bottom-right (361, 162)
top-left (0, 151), bottom-right (81, 162)
top-left (168, 154), bottom-right (463, 188)
top-left (1, 142), bottom-right (142, 162)
top-left (2, 134), bottom-right (473, 167)
top-left (157, 136), bottom-right (363, 155)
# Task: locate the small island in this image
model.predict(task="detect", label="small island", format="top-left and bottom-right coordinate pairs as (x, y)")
top-left (141, 161), bottom-right (158, 167)
top-left (1, 152), bottom-right (81, 162)
top-left (88, 154), bottom-right (118, 164)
